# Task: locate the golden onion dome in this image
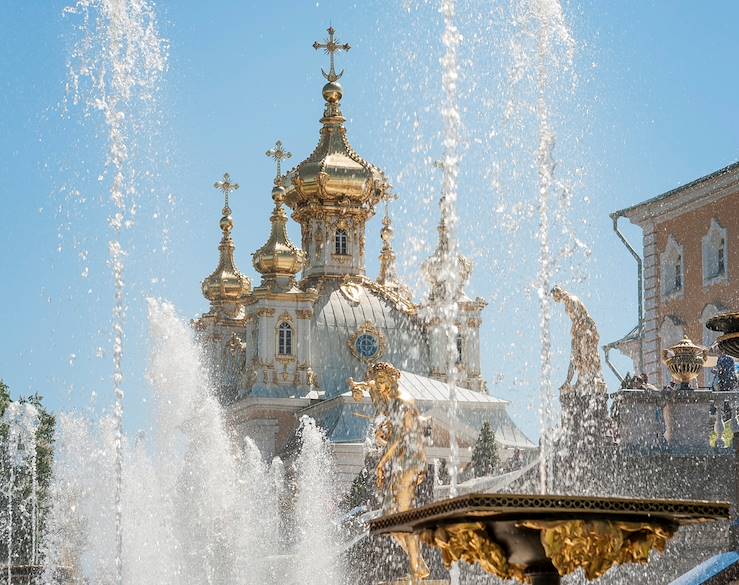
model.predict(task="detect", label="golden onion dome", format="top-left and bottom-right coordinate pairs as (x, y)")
top-left (283, 79), bottom-right (389, 211)
top-left (252, 183), bottom-right (306, 277)
top-left (201, 207), bottom-right (252, 303)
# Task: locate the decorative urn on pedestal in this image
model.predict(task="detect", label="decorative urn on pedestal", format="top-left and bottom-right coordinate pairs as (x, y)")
top-left (661, 335), bottom-right (708, 388)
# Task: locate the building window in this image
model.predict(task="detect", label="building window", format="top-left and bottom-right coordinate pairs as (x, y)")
top-left (335, 229), bottom-right (349, 255)
top-left (660, 235), bottom-right (684, 298)
top-left (455, 334), bottom-right (464, 365)
top-left (278, 322), bottom-right (293, 356)
top-left (674, 255), bottom-right (682, 291)
top-left (702, 219), bottom-right (728, 285)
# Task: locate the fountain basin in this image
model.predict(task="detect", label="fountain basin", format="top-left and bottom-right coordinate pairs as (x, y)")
top-left (369, 493), bottom-right (729, 585)
top-left (707, 312), bottom-right (739, 359)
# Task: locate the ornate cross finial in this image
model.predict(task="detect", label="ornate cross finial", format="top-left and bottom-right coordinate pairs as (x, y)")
top-left (432, 160), bottom-right (446, 171)
top-left (265, 140), bottom-right (292, 183)
top-left (214, 172), bottom-right (239, 210)
top-left (384, 191), bottom-right (399, 218)
top-left (313, 25), bottom-right (351, 82)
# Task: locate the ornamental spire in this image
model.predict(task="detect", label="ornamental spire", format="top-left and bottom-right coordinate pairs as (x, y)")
top-left (265, 140), bottom-right (292, 184)
top-left (253, 142), bottom-right (306, 291)
top-left (378, 194), bottom-right (399, 287)
top-left (313, 25), bottom-right (351, 82)
top-left (422, 160), bottom-right (471, 303)
top-left (201, 172), bottom-right (251, 308)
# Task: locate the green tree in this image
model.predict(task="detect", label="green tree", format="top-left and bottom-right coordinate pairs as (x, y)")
top-left (0, 379), bottom-right (56, 567)
top-left (471, 422), bottom-right (499, 478)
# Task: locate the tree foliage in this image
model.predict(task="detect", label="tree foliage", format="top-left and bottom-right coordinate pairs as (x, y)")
top-left (0, 379), bottom-right (56, 566)
top-left (471, 422), bottom-right (499, 478)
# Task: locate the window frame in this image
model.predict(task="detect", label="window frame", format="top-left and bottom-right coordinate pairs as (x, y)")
top-left (277, 321), bottom-right (293, 356)
top-left (335, 228), bottom-right (349, 256)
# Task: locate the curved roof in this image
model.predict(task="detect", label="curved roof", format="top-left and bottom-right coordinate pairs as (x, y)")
top-left (311, 279), bottom-right (429, 398)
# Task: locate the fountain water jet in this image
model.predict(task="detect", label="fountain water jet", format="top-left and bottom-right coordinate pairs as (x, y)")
top-left (63, 2), bottom-right (168, 582)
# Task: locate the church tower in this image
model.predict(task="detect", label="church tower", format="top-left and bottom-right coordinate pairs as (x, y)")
top-left (422, 165), bottom-right (487, 392)
top-left (283, 27), bottom-right (390, 282)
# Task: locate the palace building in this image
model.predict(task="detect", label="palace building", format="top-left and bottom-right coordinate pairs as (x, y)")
top-left (193, 27), bottom-right (534, 487)
top-left (607, 161), bottom-right (739, 387)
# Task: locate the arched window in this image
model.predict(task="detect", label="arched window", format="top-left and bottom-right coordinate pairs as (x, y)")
top-left (455, 334), bottom-right (464, 365)
top-left (660, 236), bottom-right (683, 298)
top-left (278, 322), bottom-right (293, 356)
top-left (702, 219), bottom-right (728, 285)
top-left (335, 229), bottom-right (349, 255)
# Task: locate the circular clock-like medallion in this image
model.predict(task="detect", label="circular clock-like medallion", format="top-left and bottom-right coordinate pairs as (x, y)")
top-left (355, 333), bottom-right (380, 359)
top-left (348, 322), bottom-right (385, 363)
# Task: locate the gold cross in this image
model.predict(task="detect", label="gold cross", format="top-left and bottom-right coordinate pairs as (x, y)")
top-left (265, 140), bottom-right (292, 183)
top-left (213, 172), bottom-right (239, 210)
top-left (313, 26), bottom-right (351, 82)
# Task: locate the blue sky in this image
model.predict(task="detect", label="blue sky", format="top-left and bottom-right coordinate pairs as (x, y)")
top-left (1, 1), bottom-right (738, 439)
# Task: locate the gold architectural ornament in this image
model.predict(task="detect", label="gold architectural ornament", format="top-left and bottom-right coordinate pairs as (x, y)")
top-left (253, 144), bottom-right (307, 288)
top-left (283, 26), bottom-right (389, 243)
top-left (339, 279), bottom-right (362, 304)
top-left (225, 332), bottom-right (246, 355)
top-left (348, 362), bottom-right (431, 582)
top-left (522, 520), bottom-right (674, 581)
top-left (419, 523), bottom-right (525, 582)
top-left (265, 140), bottom-right (292, 184)
top-left (348, 321), bottom-right (386, 363)
top-left (377, 195), bottom-right (414, 303)
top-left (276, 311), bottom-right (293, 323)
top-left (201, 172), bottom-right (252, 306)
top-left (662, 335), bottom-right (708, 385)
top-left (551, 285), bottom-right (607, 394)
top-left (370, 493), bottom-right (729, 585)
top-left (296, 309), bottom-right (313, 320)
top-left (313, 25), bottom-right (351, 82)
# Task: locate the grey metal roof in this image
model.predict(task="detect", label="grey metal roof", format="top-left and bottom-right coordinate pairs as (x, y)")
top-left (611, 160), bottom-right (739, 220)
top-left (301, 370), bottom-right (535, 449)
top-left (311, 280), bottom-right (430, 398)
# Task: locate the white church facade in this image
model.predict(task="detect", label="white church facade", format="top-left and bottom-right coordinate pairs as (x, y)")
top-left (194, 28), bottom-right (534, 487)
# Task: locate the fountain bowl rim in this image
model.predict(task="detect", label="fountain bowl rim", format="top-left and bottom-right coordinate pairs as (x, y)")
top-left (368, 492), bottom-right (730, 535)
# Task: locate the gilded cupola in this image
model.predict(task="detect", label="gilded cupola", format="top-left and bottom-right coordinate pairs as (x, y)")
top-left (201, 173), bottom-right (252, 311)
top-left (253, 141), bottom-right (307, 291)
top-left (284, 26), bottom-right (389, 214)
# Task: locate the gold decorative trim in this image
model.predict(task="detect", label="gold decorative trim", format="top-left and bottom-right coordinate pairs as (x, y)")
top-left (348, 321), bottom-right (386, 363)
top-left (522, 520), bottom-right (674, 580)
top-left (420, 523), bottom-right (525, 582)
top-left (339, 280), bottom-right (362, 304)
top-left (296, 309), bottom-right (313, 319)
top-left (256, 308), bottom-right (276, 317)
top-left (276, 311), bottom-right (294, 323)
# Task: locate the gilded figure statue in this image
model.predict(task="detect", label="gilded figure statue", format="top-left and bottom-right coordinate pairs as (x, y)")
top-left (348, 362), bottom-right (430, 582)
top-left (551, 285), bottom-right (606, 393)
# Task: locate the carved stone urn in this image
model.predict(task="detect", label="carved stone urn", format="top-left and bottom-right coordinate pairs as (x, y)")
top-left (369, 493), bottom-right (729, 585)
top-left (661, 335), bottom-right (708, 387)
top-left (706, 311), bottom-right (739, 359)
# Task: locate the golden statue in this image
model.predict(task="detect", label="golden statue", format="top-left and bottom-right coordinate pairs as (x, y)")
top-left (348, 362), bottom-right (430, 582)
top-left (551, 285), bottom-right (606, 393)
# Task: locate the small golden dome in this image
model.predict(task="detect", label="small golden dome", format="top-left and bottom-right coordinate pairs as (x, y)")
top-left (202, 207), bottom-right (252, 303)
top-left (253, 183), bottom-right (306, 278)
top-left (202, 173), bottom-right (251, 304)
